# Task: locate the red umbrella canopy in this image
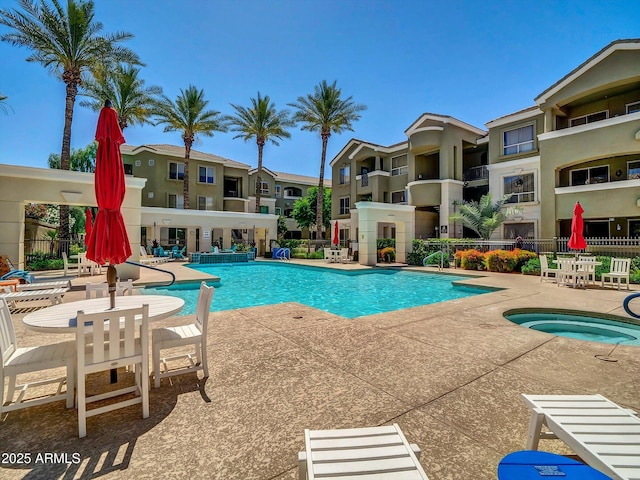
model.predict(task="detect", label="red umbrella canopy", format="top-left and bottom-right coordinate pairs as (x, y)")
top-left (84, 208), bottom-right (93, 247)
top-left (567, 201), bottom-right (587, 250)
top-left (333, 221), bottom-right (339, 246)
top-left (86, 106), bottom-right (131, 265)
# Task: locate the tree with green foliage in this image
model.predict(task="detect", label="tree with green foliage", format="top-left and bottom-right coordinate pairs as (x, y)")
top-left (449, 193), bottom-right (523, 240)
top-left (0, 92), bottom-right (11, 114)
top-left (48, 142), bottom-right (97, 172)
top-left (80, 63), bottom-right (162, 130)
top-left (289, 80), bottom-right (366, 238)
top-left (226, 92), bottom-right (295, 213)
top-left (291, 186), bottom-right (332, 232)
top-left (277, 215), bottom-right (288, 241)
top-left (153, 85), bottom-right (227, 209)
top-left (0, 0), bottom-right (139, 240)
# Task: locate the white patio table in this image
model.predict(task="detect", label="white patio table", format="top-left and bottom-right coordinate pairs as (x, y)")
top-left (22, 295), bottom-right (184, 333)
top-left (553, 258), bottom-right (602, 288)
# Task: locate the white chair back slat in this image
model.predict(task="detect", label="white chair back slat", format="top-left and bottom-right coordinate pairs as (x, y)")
top-left (195, 282), bottom-right (214, 335)
top-left (0, 297), bottom-right (17, 365)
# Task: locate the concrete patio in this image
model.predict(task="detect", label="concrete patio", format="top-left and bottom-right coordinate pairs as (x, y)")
top-left (1, 260), bottom-right (639, 479)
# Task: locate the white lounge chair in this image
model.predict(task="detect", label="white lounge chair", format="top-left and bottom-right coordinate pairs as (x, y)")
top-left (539, 254), bottom-right (556, 282)
top-left (298, 423), bottom-right (429, 479)
top-left (601, 257), bottom-right (631, 290)
top-left (1, 287), bottom-right (67, 309)
top-left (17, 280), bottom-right (71, 291)
top-left (0, 297), bottom-right (75, 413)
top-left (521, 394), bottom-right (640, 480)
top-left (139, 245), bottom-right (167, 264)
top-left (152, 282), bottom-right (214, 388)
top-left (75, 304), bottom-right (150, 438)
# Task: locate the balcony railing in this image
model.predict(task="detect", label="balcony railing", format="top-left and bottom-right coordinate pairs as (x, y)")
top-left (463, 165), bottom-right (488, 182)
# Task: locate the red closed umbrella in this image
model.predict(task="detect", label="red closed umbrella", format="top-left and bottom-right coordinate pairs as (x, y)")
top-left (333, 221), bottom-right (339, 246)
top-left (86, 102), bottom-right (131, 307)
top-left (567, 201), bottom-right (587, 252)
top-left (84, 208), bottom-right (93, 247)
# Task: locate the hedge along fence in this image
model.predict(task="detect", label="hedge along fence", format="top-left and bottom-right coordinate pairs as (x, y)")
top-left (453, 249), bottom-right (537, 272)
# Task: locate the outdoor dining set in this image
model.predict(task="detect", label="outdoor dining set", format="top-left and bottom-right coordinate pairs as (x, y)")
top-left (540, 254), bottom-right (631, 289)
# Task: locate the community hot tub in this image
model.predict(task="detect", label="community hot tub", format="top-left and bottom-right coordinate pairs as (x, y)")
top-left (189, 251), bottom-right (255, 264)
top-left (504, 309), bottom-right (640, 346)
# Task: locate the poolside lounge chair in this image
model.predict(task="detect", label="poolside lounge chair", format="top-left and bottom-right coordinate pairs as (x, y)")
top-left (1, 287), bottom-right (67, 309)
top-left (171, 245), bottom-right (186, 260)
top-left (539, 254), bottom-right (556, 282)
top-left (17, 280), bottom-right (71, 291)
top-left (0, 297), bottom-right (75, 413)
top-left (601, 257), bottom-right (631, 290)
top-left (0, 257), bottom-right (33, 283)
top-left (298, 423), bottom-right (429, 479)
top-left (152, 282), bottom-right (214, 388)
top-left (521, 394), bottom-right (640, 479)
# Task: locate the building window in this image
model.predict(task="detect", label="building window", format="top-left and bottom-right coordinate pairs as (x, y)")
top-left (504, 173), bottom-right (535, 203)
top-left (569, 110), bottom-right (608, 127)
top-left (275, 207), bottom-right (282, 215)
top-left (284, 187), bottom-right (302, 197)
top-left (260, 205), bottom-right (269, 214)
top-left (391, 155), bottom-right (408, 176)
top-left (169, 162), bottom-right (184, 180)
top-left (627, 102), bottom-right (640, 114)
top-left (148, 159), bottom-right (155, 166)
top-left (284, 208), bottom-right (293, 218)
top-left (628, 161), bottom-right (640, 180)
top-left (275, 185), bottom-right (281, 198)
top-left (339, 166), bottom-right (350, 184)
top-left (257, 181), bottom-right (269, 194)
top-left (198, 166), bottom-right (214, 184)
top-left (168, 194), bottom-right (184, 209)
top-left (339, 197), bottom-right (350, 215)
top-left (123, 164), bottom-right (133, 175)
top-left (503, 125), bottom-right (534, 155)
top-left (391, 190), bottom-right (406, 204)
top-left (504, 222), bottom-right (534, 239)
top-left (570, 165), bottom-right (609, 185)
top-left (197, 196), bottom-right (214, 210)
top-left (160, 227), bottom-right (186, 246)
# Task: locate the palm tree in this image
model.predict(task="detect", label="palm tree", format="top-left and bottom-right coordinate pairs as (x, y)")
top-left (0, 92), bottom-right (10, 114)
top-left (0, 0), bottom-right (139, 240)
top-left (226, 93), bottom-right (295, 213)
top-left (449, 193), bottom-right (523, 239)
top-left (289, 80), bottom-right (366, 239)
top-left (80, 64), bottom-right (162, 130)
top-left (153, 85), bottom-right (227, 209)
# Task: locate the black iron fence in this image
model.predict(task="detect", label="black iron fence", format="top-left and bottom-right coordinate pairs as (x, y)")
top-left (24, 236), bottom-right (85, 262)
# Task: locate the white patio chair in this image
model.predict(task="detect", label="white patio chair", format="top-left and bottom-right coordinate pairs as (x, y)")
top-left (76, 253), bottom-right (94, 276)
top-left (601, 257), bottom-right (631, 290)
top-left (85, 279), bottom-right (134, 299)
top-left (323, 248), bottom-right (332, 263)
top-left (577, 255), bottom-right (598, 285)
top-left (556, 258), bottom-right (586, 288)
top-left (339, 248), bottom-right (350, 263)
top-left (0, 297), bottom-right (75, 413)
top-left (62, 251), bottom-right (78, 276)
top-left (152, 282), bottom-right (214, 388)
top-left (75, 304), bottom-right (150, 438)
top-left (539, 254), bottom-right (555, 282)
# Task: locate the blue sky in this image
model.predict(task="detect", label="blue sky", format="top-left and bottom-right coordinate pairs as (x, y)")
top-left (1, 0), bottom-right (638, 177)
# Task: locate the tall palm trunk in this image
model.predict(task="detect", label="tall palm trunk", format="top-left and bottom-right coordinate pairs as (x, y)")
top-left (59, 74), bottom-right (79, 244)
top-left (255, 138), bottom-right (265, 213)
top-left (183, 135), bottom-right (193, 209)
top-left (316, 131), bottom-right (330, 239)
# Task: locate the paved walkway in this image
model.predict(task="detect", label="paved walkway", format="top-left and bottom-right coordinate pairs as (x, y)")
top-left (2, 260), bottom-right (639, 479)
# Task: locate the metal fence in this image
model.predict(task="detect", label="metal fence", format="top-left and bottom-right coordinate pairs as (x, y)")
top-left (24, 237), bottom-right (85, 262)
top-left (417, 237), bottom-right (640, 258)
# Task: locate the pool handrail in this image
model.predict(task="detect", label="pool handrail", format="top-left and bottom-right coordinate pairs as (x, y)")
top-left (623, 292), bottom-right (640, 319)
top-left (125, 260), bottom-right (175, 287)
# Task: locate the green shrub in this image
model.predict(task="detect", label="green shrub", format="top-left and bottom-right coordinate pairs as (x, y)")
top-left (292, 253), bottom-right (307, 259)
top-left (69, 243), bottom-right (84, 255)
top-left (27, 257), bottom-right (63, 271)
top-left (376, 238), bottom-right (395, 249)
top-left (378, 246), bottom-right (396, 262)
top-left (307, 251), bottom-right (324, 259)
top-left (454, 249), bottom-right (485, 270)
top-left (282, 239), bottom-right (303, 249)
top-left (407, 239), bottom-right (451, 267)
top-left (521, 258), bottom-right (541, 275)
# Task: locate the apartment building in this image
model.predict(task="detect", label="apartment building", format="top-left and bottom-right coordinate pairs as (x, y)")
top-left (248, 167), bottom-right (331, 239)
top-left (331, 39), bottom-right (640, 264)
top-left (121, 144), bottom-right (277, 254)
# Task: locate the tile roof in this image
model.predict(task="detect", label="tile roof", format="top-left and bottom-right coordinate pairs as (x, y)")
top-left (120, 144), bottom-right (251, 169)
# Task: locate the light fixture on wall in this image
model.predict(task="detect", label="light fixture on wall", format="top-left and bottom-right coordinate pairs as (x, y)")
top-left (616, 169), bottom-right (623, 177)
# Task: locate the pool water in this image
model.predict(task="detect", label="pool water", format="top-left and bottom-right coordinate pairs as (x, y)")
top-left (505, 311), bottom-right (640, 346)
top-left (142, 263), bottom-right (489, 318)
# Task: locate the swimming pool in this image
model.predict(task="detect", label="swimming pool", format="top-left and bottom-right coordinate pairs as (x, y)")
top-left (504, 310), bottom-right (640, 346)
top-left (142, 263), bottom-right (490, 318)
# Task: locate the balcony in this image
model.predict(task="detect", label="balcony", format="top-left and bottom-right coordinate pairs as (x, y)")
top-left (407, 180), bottom-right (442, 207)
top-left (463, 165), bottom-right (488, 182)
